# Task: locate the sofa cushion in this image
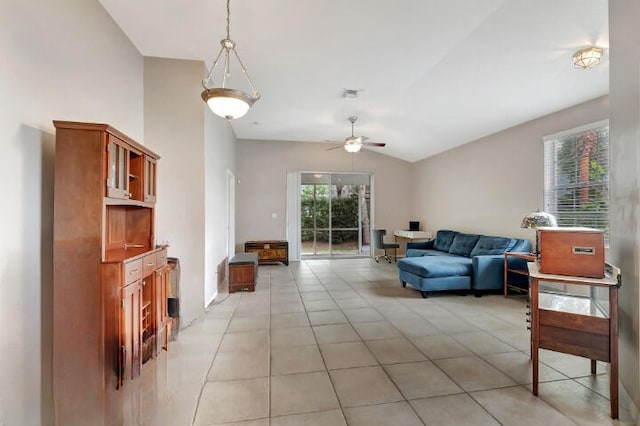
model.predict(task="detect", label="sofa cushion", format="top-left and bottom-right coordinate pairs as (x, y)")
top-left (469, 236), bottom-right (515, 257)
top-left (448, 234), bottom-right (480, 257)
top-left (397, 256), bottom-right (472, 278)
top-left (432, 230), bottom-right (459, 252)
top-left (406, 249), bottom-right (463, 258)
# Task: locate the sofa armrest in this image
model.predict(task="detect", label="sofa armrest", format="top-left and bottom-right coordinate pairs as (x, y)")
top-left (406, 240), bottom-right (434, 251)
top-left (472, 255), bottom-right (505, 291)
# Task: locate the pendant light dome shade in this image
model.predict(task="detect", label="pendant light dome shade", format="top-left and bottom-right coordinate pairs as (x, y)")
top-left (202, 88), bottom-right (255, 120)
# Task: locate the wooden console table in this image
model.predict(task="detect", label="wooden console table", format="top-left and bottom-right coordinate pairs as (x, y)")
top-left (245, 240), bottom-right (289, 265)
top-left (503, 252), bottom-right (536, 296)
top-left (528, 262), bottom-right (621, 419)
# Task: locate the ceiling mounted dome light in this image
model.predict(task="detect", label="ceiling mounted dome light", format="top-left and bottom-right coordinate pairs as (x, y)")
top-left (344, 138), bottom-right (363, 153)
top-left (573, 46), bottom-right (604, 69)
top-left (201, 0), bottom-right (260, 120)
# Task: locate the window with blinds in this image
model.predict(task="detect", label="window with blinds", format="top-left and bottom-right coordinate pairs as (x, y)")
top-left (543, 120), bottom-right (610, 244)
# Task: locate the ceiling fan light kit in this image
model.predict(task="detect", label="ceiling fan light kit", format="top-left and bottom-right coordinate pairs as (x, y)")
top-left (573, 46), bottom-right (603, 69)
top-left (201, 0), bottom-right (260, 121)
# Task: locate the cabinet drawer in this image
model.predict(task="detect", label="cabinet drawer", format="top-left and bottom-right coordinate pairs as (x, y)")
top-left (142, 253), bottom-right (157, 276)
top-left (124, 259), bottom-right (143, 285)
top-left (156, 249), bottom-right (168, 268)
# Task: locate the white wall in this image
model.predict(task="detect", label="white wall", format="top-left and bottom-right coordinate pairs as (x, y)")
top-left (609, 0), bottom-right (640, 412)
top-left (411, 96), bottom-right (609, 241)
top-left (144, 57), bottom-right (237, 324)
top-left (0, 1), bottom-right (143, 424)
top-left (204, 100), bottom-right (237, 306)
top-left (235, 140), bottom-right (412, 253)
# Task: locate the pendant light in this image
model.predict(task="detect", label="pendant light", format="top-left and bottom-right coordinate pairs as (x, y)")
top-left (201, 0), bottom-right (260, 120)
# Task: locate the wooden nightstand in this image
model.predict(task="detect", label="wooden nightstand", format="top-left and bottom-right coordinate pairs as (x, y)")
top-left (503, 252), bottom-right (536, 296)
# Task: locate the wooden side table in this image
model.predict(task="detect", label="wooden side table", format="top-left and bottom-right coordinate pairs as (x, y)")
top-left (503, 252), bottom-right (536, 296)
top-left (528, 262), bottom-right (621, 419)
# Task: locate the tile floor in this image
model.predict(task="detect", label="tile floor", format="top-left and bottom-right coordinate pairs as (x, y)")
top-left (124, 258), bottom-right (635, 425)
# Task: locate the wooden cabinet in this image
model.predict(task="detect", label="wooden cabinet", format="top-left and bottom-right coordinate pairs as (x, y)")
top-left (53, 121), bottom-right (166, 425)
top-left (503, 252), bottom-right (536, 296)
top-left (528, 262), bottom-right (621, 419)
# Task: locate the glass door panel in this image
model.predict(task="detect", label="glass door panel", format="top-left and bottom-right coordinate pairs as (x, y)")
top-left (300, 178), bottom-right (330, 256)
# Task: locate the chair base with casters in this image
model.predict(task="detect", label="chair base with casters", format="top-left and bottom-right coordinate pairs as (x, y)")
top-left (372, 229), bottom-right (400, 263)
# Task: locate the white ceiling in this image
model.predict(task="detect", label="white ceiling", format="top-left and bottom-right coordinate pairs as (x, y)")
top-left (99, 0), bottom-right (609, 162)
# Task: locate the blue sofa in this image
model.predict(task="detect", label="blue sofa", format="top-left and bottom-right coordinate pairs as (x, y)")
top-left (397, 230), bottom-right (530, 298)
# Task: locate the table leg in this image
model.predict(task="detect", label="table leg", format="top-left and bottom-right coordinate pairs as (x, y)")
top-left (531, 277), bottom-right (539, 396)
top-left (590, 360), bottom-right (597, 375)
top-left (610, 287), bottom-right (619, 419)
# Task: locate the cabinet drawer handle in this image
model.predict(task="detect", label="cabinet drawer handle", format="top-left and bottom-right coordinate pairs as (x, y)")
top-left (147, 262), bottom-right (155, 266)
top-left (129, 269), bottom-right (139, 274)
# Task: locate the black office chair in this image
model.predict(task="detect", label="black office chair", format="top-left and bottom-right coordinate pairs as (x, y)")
top-left (372, 229), bottom-right (400, 263)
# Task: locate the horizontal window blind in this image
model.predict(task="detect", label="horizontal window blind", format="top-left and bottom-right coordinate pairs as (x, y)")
top-left (543, 121), bottom-right (609, 244)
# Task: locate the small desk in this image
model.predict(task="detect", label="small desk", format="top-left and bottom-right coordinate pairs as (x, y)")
top-left (528, 262), bottom-right (621, 419)
top-left (393, 230), bottom-right (432, 258)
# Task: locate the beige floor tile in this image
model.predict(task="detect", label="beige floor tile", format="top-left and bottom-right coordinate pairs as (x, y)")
top-left (328, 289), bottom-right (360, 299)
top-left (429, 315), bottom-right (479, 333)
top-left (300, 290), bottom-right (332, 301)
top-left (270, 301), bottom-right (305, 314)
top-left (270, 312), bottom-right (310, 329)
top-left (536, 379), bottom-right (629, 425)
top-left (271, 326), bottom-right (316, 347)
top-left (303, 299), bottom-right (340, 311)
top-left (330, 366), bottom-right (403, 407)
top-left (270, 293), bottom-right (302, 304)
top-left (539, 349), bottom-right (608, 378)
top-left (208, 350), bottom-right (269, 381)
top-left (343, 401), bottom-right (422, 426)
top-left (451, 330), bottom-right (518, 355)
top-left (384, 360), bottom-right (463, 399)
top-left (352, 320), bottom-right (402, 340)
top-left (366, 338), bottom-right (426, 364)
top-left (434, 355), bottom-right (516, 391)
top-left (463, 314), bottom-right (515, 331)
top-left (227, 314), bottom-right (270, 332)
top-left (219, 329), bottom-right (269, 353)
top-left (320, 341), bottom-right (378, 370)
top-left (270, 371), bottom-right (339, 416)
top-left (471, 386), bottom-right (574, 425)
top-left (308, 310), bottom-right (348, 325)
top-left (482, 351), bottom-right (567, 384)
top-left (487, 327), bottom-right (531, 352)
top-left (271, 345), bottom-right (325, 375)
top-left (211, 419), bottom-right (269, 426)
top-left (343, 307), bottom-right (385, 323)
top-left (313, 323), bottom-right (361, 344)
top-left (390, 317), bottom-right (439, 337)
top-left (270, 409), bottom-right (347, 426)
top-left (412, 334), bottom-right (473, 359)
top-left (335, 297), bottom-right (370, 309)
top-left (410, 393), bottom-right (500, 425)
top-left (193, 378), bottom-right (269, 425)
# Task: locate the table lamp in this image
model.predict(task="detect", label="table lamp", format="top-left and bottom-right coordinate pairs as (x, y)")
top-left (521, 210), bottom-right (557, 255)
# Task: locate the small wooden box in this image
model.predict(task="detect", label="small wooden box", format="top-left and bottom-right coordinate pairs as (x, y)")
top-left (538, 227), bottom-right (605, 278)
top-left (245, 240), bottom-right (289, 265)
top-left (229, 253), bottom-right (259, 293)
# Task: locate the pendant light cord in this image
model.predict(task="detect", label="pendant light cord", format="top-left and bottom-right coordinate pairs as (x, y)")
top-left (226, 0), bottom-right (231, 39)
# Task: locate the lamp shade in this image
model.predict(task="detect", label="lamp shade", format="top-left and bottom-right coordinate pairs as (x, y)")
top-left (521, 210), bottom-right (558, 229)
top-left (573, 47), bottom-right (603, 69)
top-left (344, 140), bottom-right (362, 153)
top-left (201, 88), bottom-right (254, 120)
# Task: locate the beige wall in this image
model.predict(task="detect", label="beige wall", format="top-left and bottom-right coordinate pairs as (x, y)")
top-left (411, 96), bottom-right (609, 242)
top-left (0, 1), bottom-right (143, 424)
top-left (235, 140), bottom-right (412, 254)
top-left (610, 0), bottom-right (640, 412)
top-left (144, 57), bottom-right (237, 325)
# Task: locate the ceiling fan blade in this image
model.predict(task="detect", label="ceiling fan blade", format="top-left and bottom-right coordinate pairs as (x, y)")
top-left (362, 142), bottom-right (386, 147)
top-left (326, 145), bottom-right (344, 151)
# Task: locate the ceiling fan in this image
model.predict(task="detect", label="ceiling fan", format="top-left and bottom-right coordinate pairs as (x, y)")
top-left (327, 116), bottom-right (386, 152)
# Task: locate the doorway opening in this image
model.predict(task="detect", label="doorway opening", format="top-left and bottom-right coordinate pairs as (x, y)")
top-left (300, 172), bottom-right (372, 258)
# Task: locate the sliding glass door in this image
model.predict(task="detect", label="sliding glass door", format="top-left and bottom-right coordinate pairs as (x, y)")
top-left (300, 173), bottom-right (371, 258)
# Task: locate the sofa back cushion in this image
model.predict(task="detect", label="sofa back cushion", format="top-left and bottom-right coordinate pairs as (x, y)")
top-left (433, 230), bottom-right (459, 252)
top-left (448, 234), bottom-right (481, 257)
top-left (470, 236), bottom-right (515, 257)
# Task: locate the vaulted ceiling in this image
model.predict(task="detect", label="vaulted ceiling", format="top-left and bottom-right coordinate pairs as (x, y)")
top-left (99, 0), bottom-right (609, 162)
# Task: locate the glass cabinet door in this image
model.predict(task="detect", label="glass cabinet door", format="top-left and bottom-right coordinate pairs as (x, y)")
top-left (106, 136), bottom-right (130, 199)
top-left (143, 156), bottom-right (157, 203)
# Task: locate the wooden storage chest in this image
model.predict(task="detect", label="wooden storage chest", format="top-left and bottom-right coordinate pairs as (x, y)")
top-left (538, 227), bottom-right (605, 278)
top-left (245, 240), bottom-right (289, 265)
top-left (229, 252), bottom-right (259, 292)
